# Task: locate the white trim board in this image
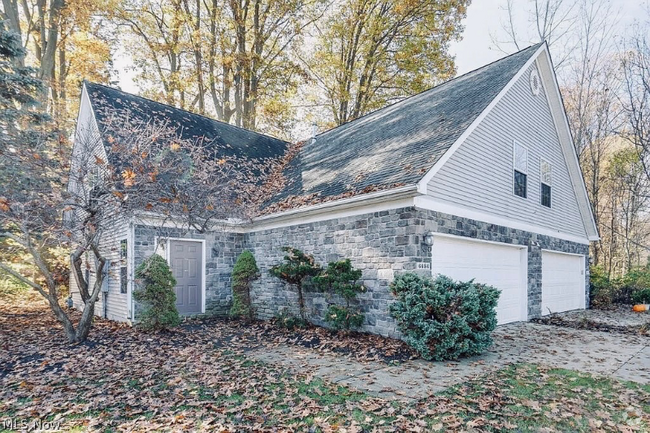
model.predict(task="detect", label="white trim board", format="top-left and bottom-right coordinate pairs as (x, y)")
top-left (414, 195), bottom-right (590, 245)
top-left (248, 197), bottom-right (415, 233)
top-left (127, 221), bottom-right (135, 323)
top-left (540, 249), bottom-right (586, 258)
top-left (417, 43), bottom-right (546, 193)
top-left (431, 232), bottom-right (527, 250)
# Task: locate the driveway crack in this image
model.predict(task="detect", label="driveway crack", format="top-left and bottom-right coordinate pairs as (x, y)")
top-left (610, 341), bottom-right (648, 376)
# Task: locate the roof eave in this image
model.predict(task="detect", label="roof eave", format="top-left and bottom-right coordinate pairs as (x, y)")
top-left (251, 184), bottom-right (419, 226)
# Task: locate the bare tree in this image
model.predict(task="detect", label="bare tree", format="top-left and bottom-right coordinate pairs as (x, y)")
top-left (621, 28), bottom-right (650, 183)
top-left (494, 0), bottom-right (578, 68)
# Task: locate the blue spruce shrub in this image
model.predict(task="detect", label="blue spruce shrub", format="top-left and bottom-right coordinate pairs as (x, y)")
top-left (389, 273), bottom-right (500, 361)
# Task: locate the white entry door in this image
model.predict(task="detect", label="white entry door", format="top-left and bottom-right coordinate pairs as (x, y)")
top-left (541, 251), bottom-right (585, 315)
top-left (431, 235), bottom-right (528, 324)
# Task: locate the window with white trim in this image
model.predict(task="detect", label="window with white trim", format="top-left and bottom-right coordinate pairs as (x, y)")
top-left (120, 239), bottom-right (128, 293)
top-left (540, 159), bottom-right (552, 207)
top-left (513, 142), bottom-right (528, 198)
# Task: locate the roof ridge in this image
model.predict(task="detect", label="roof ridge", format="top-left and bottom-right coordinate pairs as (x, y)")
top-left (313, 42), bottom-right (544, 140)
top-left (83, 80), bottom-right (289, 144)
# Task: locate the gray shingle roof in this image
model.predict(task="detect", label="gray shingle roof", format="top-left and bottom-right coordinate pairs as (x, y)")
top-left (273, 43), bottom-right (543, 203)
top-left (84, 82), bottom-right (289, 162)
top-left (82, 44), bottom-right (541, 212)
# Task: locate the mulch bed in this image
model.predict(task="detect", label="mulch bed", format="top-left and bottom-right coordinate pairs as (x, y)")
top-left (532, 314), bottom-right (649, 337)
top-left (181, 315), bottom-right (417, 363)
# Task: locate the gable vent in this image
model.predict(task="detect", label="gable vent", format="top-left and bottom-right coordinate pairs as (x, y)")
top-left (530, 70), bottom-right (542, 96)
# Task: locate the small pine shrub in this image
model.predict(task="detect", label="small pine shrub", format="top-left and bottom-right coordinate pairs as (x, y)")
top-left (229, 251), bottom-right (260, 320)
top-left (313, 259), bottom-right (366, 330)
top-left (324, 304), bottom-right (364, 330)
top-left (269, 247), bottom-right (321, 320)
top-left (133, 254), bottom-right (181, 331)
top-left (632, 288), bottom-right (650, 304)
top-left (389, 273), bottom-right (500, 361)
top-left (274, 308), bottom-right (308, 330)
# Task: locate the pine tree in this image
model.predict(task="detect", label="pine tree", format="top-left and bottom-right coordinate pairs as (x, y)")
top-left (230, 250), bottom-right (260, 320)
top-left (134, 254), bottom-right (181, 331)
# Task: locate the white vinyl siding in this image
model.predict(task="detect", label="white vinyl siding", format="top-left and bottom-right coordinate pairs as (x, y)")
top-left (68, 84), bottom-right (130, 322)
top-left (427, 63), bottom-right (587, 239)
top-left (69, 216), bottom-right (130, 322)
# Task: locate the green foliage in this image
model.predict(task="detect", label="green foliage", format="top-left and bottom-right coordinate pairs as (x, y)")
top-left (389, 273), bottom-right (500, 361)
top-left (229, 250), bottom-right (260, 320)
top-left (313, 259), bottom-right (366, 330)
top-left (134, 254), bottom-right (181, 331)
top-left (274, 308), bottom-right (308, 331)
top-left (589, 265), bottom-right (614, 308)
top-left (313, 259), bottom-right (365, 302)
top-left (324, 305), bottom-right (364, 331)
top-left (312, 0), bottom-right (469, 125)
top-left (269, 247), bottom-right (321, 320)
top-left (631, 288), bottom-right (650, 304)
top-left (590, 265), bottom-right (650, 307)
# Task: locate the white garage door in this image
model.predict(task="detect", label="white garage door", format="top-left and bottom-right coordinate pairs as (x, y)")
top-left (541, 251), bottom-right (585, 315)
top-left (432, 235), bottom-right (527, 325)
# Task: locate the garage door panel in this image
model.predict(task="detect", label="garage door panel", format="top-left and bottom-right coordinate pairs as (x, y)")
top-left (542, 251), bottom-right (585, 315)
top-left (432, 236), bottom-right (527, 325)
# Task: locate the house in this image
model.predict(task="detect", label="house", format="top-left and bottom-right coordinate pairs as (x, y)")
top-left (69, 42), bottom-right (598, 336)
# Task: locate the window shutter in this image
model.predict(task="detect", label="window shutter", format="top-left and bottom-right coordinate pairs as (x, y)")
top-left (514, 142), bottom-right (528, 174)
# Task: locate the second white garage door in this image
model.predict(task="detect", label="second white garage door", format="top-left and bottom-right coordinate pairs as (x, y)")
top-left (541, 251), bottom-right (585, 315)
top-left (431, 235), bottom-right (528, 324)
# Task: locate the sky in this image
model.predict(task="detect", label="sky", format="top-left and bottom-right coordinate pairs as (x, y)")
top-left (449, 0), bottom-right (646, 76)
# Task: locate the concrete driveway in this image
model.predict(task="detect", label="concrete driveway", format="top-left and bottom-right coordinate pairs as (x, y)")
top-left (251, 321), bottom-right (649, 401)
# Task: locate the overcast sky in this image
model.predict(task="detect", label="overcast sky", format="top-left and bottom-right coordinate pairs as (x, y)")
top-left (449, 0), bottom-right (646, 76)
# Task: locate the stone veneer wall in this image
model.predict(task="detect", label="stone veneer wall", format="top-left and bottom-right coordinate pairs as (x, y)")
top-left (244, 206), bottom-right (589, 337)
top-left (132, 206), bottom-right (590, 336)
top-left (132, 225), bottom-right (244, 317)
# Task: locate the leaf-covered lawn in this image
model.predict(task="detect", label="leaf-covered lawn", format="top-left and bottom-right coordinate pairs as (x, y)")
top-left (1, 295), bottom-right (649, 432)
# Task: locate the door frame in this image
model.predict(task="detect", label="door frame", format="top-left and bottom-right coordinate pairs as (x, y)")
top-left (540, 249), bottom-right (586, 314)
top-left (431, 232), bottom-right (529, 323)
top-left (155, 237), bottom-right (206, 314)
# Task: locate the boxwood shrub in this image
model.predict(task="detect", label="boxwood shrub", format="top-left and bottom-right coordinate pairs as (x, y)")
top-left (389, 273), bottom-right (500, 361)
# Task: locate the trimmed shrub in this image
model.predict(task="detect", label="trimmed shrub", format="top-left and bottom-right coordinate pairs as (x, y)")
top-left (274, 308), bottom-right (308, 330)
top-left (632, 288), bottom-right (650, 304)
top-left (269, 247), bottom-right (321, 320)
top-left (313, 259), bottom-right (366, 330)
top-left (389, 273), bottom-right (500, 361)
top-left (324, 304), bottom-right (364, 330)
top-left (134, 254), bottom-right (181, 331)
top-left (229, 251), bottom-right (260, 320)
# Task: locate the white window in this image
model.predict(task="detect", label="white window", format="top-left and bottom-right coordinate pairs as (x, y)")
top-left (540, 159), bottom-right (552, 185)
top-left (514, 142), bottom-right (528, 174)
top-left (513, 142), bottom-right (528, 198)
top-left (540, 159), bottom-right (552, 207)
